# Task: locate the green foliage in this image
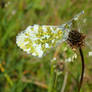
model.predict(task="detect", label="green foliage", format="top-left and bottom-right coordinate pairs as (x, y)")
top-left (0, 0), bottom-right (92, 92)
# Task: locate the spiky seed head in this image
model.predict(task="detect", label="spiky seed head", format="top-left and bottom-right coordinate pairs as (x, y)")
top-left (67, 30), bottom-right (86, 49)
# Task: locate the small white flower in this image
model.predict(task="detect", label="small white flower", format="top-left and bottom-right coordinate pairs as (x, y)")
top-left (53, 57), bottom-right (56, 61)
top-left (51, 57), bottom-right (56, 63)
top-left (74, 53), bottom-right (77, 59)
top-left (65, 57), bottom-right (72, 62)
top-left (12, 10), bottom-right (16, 15)
top-left (5, 1), bottom-right (11, 7)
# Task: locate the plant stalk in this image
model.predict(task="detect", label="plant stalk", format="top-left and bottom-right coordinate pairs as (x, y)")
top-left (78, 47), bottom-right (85, 92)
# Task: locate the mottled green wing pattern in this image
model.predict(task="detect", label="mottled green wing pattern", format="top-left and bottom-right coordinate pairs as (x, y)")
top-left (16, 25), bottom-right (66, 57)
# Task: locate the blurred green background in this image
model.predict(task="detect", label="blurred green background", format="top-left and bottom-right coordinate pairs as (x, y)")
top-left (0, 0), bottom-right (92, 92)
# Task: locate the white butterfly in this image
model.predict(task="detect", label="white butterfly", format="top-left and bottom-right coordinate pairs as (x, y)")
top-left (16, 11), bottom-right (84, 58)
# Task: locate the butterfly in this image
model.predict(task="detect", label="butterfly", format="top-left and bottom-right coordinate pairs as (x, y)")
top-left (16, 11), bottom-right (84, 58)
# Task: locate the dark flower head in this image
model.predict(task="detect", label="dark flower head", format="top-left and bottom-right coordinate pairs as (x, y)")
top-left (67, 30), bottom-right (86, 49)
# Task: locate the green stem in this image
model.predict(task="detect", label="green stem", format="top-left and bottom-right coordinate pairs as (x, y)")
top-left (48, 62), bottom-right (55, 92)
top-left (54, 73), bottom-right (58, 92)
